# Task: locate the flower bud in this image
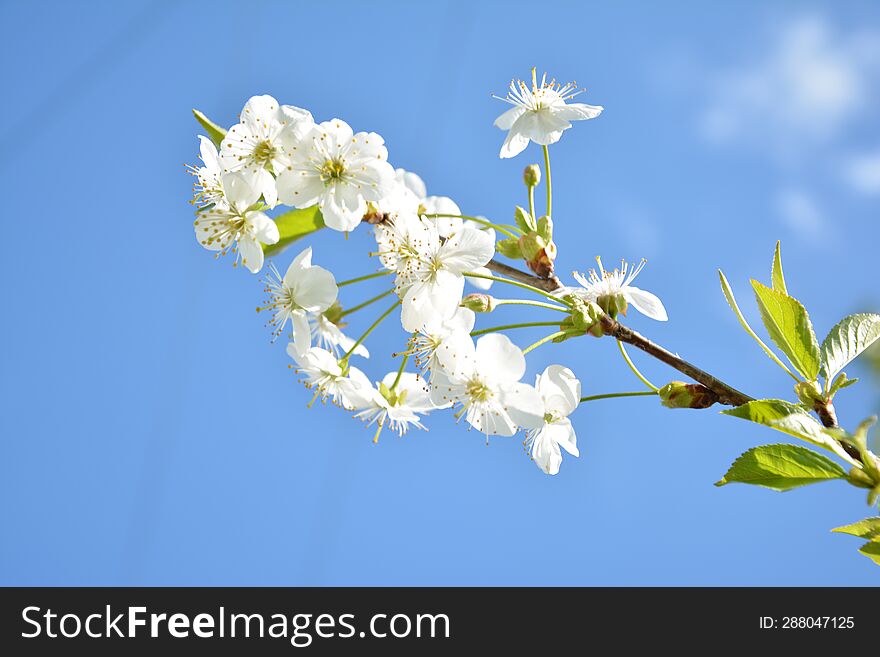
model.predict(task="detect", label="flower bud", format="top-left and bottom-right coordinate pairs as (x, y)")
top-left (794, 380), bottom-right (824, 406)
top-left (537, 215), bottom-right (553, 241)
top-left (461, 293), bottom-right (497, 313)
top-left (496, 237), bottom-right (523, 260)
top-left (514, 205), bottom-right (537, 233)
top-left (518, 232), bottom-right (547, 263)
top-left (658, 381), bottom-right (719, 409)
top-left (523, 164), bottom-right (541, 188)
top-left (569, 297), bottom-right (605, 337)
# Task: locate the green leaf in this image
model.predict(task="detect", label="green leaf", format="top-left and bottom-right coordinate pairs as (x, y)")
top-left (819, 313), bottom-right (880, 384)
top-left (263, 206), bottom-right (325, 256)
top-left (858, 541), bottom-right (880, 566)
top-left (828, 373), bottom-right (858, 397)
top-left (832, 517), bottom-right (880, 540)
top-left (718, 271), bottom-right (798, 379)
top-left (192, 109), bottom-right (227, 148)
top-left (750, 280), bottom-right (821, 380)
top-left (715, 443), bottom-right (846, 491)
top-left (722, 399), bottom-right (855, 463)
top-left (771, 241), bottom-right (787, 294)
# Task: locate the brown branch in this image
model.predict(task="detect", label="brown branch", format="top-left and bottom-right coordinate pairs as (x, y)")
top-left (601, 317), bottom-right (753, 406)
top-left (486, 259), bottom-right (562, 292)
top-left (487, 258), bottom-right (749, 407)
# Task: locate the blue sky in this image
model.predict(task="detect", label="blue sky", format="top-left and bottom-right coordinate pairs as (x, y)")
top-left (1, 0), bottom-right (879, 585)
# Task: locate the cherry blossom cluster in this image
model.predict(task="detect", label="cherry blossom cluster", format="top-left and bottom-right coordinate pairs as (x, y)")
top-left (189, 71), bottom-right (668, 475)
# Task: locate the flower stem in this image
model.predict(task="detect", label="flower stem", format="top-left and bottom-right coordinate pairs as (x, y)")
top-left (617, 340), bottom-right (659, 391)
top-left (423, 214), bottom-right (519, 239)
top-left (464, 271), bottom-right (572, 307)
top-left (528, 185), bottom-right (536, 221)
top-left (341, 301), bottom-right (400, 362)
top-left (471, 321), bottom-right (561, 337)
top-left (542, 145), bottom-right (552, 218)
top-left (493, 298), bottom-right (569, 312)
top-left (337, 270), bottom-right (392, 288)
top-left (580, 390), bottom-right (658, 403)
top-left (339, 288), bottom-right (394, 318)
top-left (522, 330), bottom-right (574, 355)
top-left (390, 351), bottom-right (410, 391)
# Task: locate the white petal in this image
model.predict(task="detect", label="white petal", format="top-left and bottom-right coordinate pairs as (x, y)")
top-left (536, 365), bottom-right (581, 417)
top-left (295, 266), bottom-right (338, 312)
top-left (248, 212), bottom-right (279, 245)
top-left (501, 382), bottom-right (545, 430)
top-left (339, 367), bottom-right (375, 410)
top-left (437, 228), bottom-right (494, 274)
top-left (475, 334), bottom-right (525, 384)
top-left (320, 188), bottom-right (364, 232)
top-left (428, 269), bottom-right (465, 322)
top-left (291, 311), bottom-right (312, 357)
top-left (516, 110), bottom-right (570, 146)
top-left (529, 429), bottom-right (563, 475)
top-left (556, 103), bottom-right (603, 121)
top-left (275, 169), bottom-right (324, 207)
top-left (400, 280), bottom-right (435, 333)
top-left (494, 106), bottom-right (527, 130)
top-left (238, 236), bottom-right (265, 273)
top-left (434, 329), bottom-right (475, 377)
top-left (221, 172), bottom-right (260, 210)
top-left (198, 135), bottom-right (220, 170)
top-left (447, 307), bottom-right (476, 334)
top-left (280, 104), bottom-right (313, 125)
top-left (546, 418), bottom-right (579, 457)
top-left (499, 129), bottom-right (529, 159)
top-left (396, 168), bottom-right (426, 199)
top-left (625, 286), bottom-right (668, 321)
top-left (285, 246), bottom-right (313, 278)
top-left (467, 265), bottom-right (493, 290)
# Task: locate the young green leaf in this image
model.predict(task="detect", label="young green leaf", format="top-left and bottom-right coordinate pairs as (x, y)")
top-left (832, 517), bottom-right (880, 540)
top-left (722, 399), bottom-right (857, 465)
top-left (715, 443), bottom-right (846, 491)
top-left (750, 280), bottom-right (821, 380)
top-left (858, 541), bottom-right (880, 566)
top-left (828, 372), bottom-right (858, 398)
top-left (771, 241), bottom-right (787, 294)
top-left (192, 109), bottom-right (227, 148)
top-left (819, 313), bottom-right (880, 385)
top-left (718, 271), bottom-right (799, 380)
top-left (263, 206), bottom-right (325, 256)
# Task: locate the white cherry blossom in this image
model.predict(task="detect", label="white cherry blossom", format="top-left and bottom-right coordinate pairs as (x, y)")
top-left (188, 136), bottom-right (225, 209)
top-left (194, 173), bottom-right (279, 273)
top-left (430, 334), bottom-right (544, 436)
top-left (406, 307), bottom-right (475, 375)
top-left (258, 247), bottom-right (337, 353)
top-left (220, 95), bottom-right (312, 207)
top-left (288, 345), bottom-right (372, 410)
top-left (275, 119), bottom-right (396, 232)
top-left (494, 70), bottom-right (603, 159)
top-left (378, 214), bottom-right (494, 332)
top-left (355, 371), bottom-right (437, 436)
top-left (564, 257), bottom-right (667, 321)
top-left (525, 365), bottom-right (581, 475)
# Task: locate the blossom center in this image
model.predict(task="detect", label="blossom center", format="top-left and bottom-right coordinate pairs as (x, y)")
top-left (252, 140), bottom-right (277, 167)
top-left (320, 158), bottom-right (347, 184)
top-left (466, 378), bottom-right (492, 403)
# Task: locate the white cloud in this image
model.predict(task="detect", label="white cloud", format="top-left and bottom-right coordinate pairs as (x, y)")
top-left (700, 16), bottom-right (880, 157)
top-left (776, 189), bottom-right (823, 241)
top-left (843, 152), bottom-right (880, 195)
